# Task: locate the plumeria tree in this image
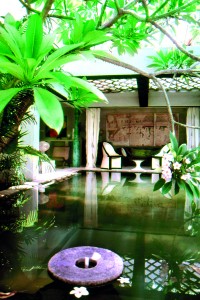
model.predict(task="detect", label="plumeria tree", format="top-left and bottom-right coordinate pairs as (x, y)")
top-left (153, 132), bottom-right (200, 200)
top-left (0, 0), bottom-right (200, 189)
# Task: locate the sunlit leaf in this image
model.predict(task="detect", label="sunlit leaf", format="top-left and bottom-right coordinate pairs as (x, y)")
top-left (0, 88), bottom-right (22, 113)
top-left (169, 131), bottom-right (178, 153)
top-left (34, 87), bottom-right (64, 133)
top-left (34, 43), bottom-right (84, 81)
top-left (25, 14), bottom-right (43, 59)
top-left (82, 30), bottom-right (111, 47)
top-left (0, 62), bottom-right (25, 81)
top-left (0, 26), bottom-right (23, 65)
top-left (177, 143), bottom-right (188, 156)
top-left (53, 72), bottom-right (108, 103)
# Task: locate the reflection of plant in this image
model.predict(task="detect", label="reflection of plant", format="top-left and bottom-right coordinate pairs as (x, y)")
top-left (151, 241), bottom-right (200, 295)
top-left (184, 200), bottom-right (200, 236)
top-left (154, 132), bottom-right (200, 200)
top-left (0, 191), bottom-right (55, 239)
top-left (20, 210), bottom-right (38, 228)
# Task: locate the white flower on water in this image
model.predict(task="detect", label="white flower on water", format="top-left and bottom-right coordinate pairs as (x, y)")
top-left (69, 287), bottom-right (89, 298)
top-left (173, 162), bottom-right (182, 170)
top-left (117, 277), bottom-right (131, 286)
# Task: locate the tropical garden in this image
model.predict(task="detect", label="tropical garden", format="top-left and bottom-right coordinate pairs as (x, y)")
top-left (0, 0), bottom-right (199, 195)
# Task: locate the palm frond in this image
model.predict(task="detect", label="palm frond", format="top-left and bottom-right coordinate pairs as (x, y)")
top-left (19, 145), bottom-right (52, 163)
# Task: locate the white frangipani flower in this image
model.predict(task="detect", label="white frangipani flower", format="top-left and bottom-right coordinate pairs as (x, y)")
top-left (162, 167), bottom-right (172, 181)
top-left (69, 287), bottom-right (89, 298)
top-left (162, 160), bottom-right (171, 168)
top-left (173, 162), bottom-right (182, 170)
top-left (181, 173), bottom-right (191, 181)
top-left (163, 153), bottom-right (173, 162)
top-left (185, 158), bottom-right (191, 164)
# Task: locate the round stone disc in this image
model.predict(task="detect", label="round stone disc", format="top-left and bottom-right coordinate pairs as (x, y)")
top-left (48, 246), bottom-right (124, 286)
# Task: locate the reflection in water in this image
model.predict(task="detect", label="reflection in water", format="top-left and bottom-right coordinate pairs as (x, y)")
top-left (101, 172), bottom-right (126, 195)
top-left (0, 172), bottom-right (200, 299)
top-left (84, 172), bottom-right (98, 227)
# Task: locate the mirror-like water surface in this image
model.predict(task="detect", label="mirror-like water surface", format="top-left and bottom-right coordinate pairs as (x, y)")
top-left (0, 172), bottom-right (199, 299)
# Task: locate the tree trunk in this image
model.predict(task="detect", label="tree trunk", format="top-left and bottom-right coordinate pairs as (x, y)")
top-left (0, 90), bottom-right (34, 153)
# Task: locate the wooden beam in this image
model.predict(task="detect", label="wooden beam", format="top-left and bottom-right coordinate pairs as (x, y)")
top-left (137, 76), bottom-right (149, 107)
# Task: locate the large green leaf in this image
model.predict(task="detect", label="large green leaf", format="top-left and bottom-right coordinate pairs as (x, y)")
top-left (34, 43), bottom-right (84, 81)
top-left (0, 88), bottom-right (22, 113)
top-left (5, 23), bottom-right (25, 56)
top-left (184, 182), bottom-right (195, 201)
top-left (187, 181), bottom-right (200, 198)
top-left (161, 181), bottom-right (172, 195)
top-left (67, 76), bottom-right (108, 103)
top-left (0, 62), bottom-right (25, 81)
top-left (33, 53), bottom-right (84, 82)
top-left (153, 178), bottom-right (165, 191)
top-left (53, 72), bottom-right (108, 103)
top-left (25, 14), bottom-right (43, 59)
top-left (169, 131), bottom-right (179, 153)
top-left (33, 87), bottom-right (64, 133)
top-left (0, 27), bottom-right (23, 65)
top-left (35, 34), bottom-right (55, 64)
top-left (0, 40), bottom-right (14, 57)
top-left (82, 30), bottom-right (111, 48)
top-left (177, 143), bottom-right (188, 156)
top-left (50, 83), bottom-right (69, 99)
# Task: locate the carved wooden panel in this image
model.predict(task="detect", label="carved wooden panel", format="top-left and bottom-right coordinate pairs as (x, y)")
top-left (106, 113), bottom-right (179, 147)
top-left (106, 114), bottom-right (130, 146)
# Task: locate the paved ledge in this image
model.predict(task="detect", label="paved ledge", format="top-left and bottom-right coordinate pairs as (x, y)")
top-left (33, 168), bottom-right (80, 184)
top-left (0, 166), bottom-right (161, 197)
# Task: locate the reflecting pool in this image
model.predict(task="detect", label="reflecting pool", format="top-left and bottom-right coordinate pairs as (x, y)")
top-left (0, 171), bottom-right (200, 299)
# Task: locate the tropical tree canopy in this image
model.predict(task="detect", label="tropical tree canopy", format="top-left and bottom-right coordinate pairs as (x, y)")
top-left (0, 0), bottom-right (199, 150)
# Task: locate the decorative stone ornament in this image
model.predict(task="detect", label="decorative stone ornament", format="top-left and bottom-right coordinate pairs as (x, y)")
top-left (48, 246), bottom-right (124, 286)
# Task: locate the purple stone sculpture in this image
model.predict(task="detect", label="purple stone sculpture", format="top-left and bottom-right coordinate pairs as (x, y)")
top-left (48, 246), bottom-right (124, 286)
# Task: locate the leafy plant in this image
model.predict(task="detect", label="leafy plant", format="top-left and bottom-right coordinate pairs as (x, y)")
top-left (148, 48), bottom-right (196, 70)
top-left (153, 132), bottom-right (200, 200)
top-left (0, 151), bottom-right (26, 190)
top-left (0, 13), bottom-right (107, 141)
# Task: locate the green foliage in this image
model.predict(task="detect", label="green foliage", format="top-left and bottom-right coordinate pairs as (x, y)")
top-left (0, 151), bottom-right (26, 189)
top-left (61, 14), bottom-right (111, 47)
top-left (111, 15), bottom-right (148, 55)
top-left (0, 13), bottom-right (107, 134)
top-left (148, 48), bottom-right (196, 70)
top-left (153, 132), bottom-right (200, 200)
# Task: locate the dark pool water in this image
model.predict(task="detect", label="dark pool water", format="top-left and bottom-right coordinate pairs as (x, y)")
top-left (0, 171), bottom-right (199, 299)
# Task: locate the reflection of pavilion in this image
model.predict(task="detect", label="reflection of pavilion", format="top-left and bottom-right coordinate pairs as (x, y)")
top-left (84, 172), bottom-right (126, 226)
top-left (84, 172), bottom-right (98, 227)
top-left (101, 172), bottom-right (126, 195)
